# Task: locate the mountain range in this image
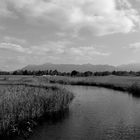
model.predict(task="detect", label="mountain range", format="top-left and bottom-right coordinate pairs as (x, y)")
top-left (21, 63), bottom-right (140, 72)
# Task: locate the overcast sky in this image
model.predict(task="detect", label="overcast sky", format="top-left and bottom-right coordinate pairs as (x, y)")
top-left (0, 0), bottom-right (140, 70)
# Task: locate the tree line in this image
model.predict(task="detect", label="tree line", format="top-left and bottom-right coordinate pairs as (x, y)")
top-left (1, 70), bottom-right (140, 77)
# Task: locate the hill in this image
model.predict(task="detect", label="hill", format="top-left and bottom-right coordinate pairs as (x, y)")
top-left (22, 63), bottom-right (140, 72)
top-left (22, 63), bottom-right (116, 72)
top-left (117, 63), bottom-right (140, 71)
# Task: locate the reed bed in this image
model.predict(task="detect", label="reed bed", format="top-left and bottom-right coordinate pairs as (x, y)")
top-left (0, 85), bottom-right (74, 137)
top-left (1, 74), bottom-right (140, 96)
top-left (44, 75), bottom-right (140, 97)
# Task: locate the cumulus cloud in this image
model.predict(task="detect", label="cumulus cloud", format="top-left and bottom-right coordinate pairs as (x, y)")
top-left (29, 41), bottom-right (68, 55)
top-left (0, 42), bottom-right (30, 53)
top-left (0, 41), bottom-right (68, 55)
top-left (68, 46), bottom-right (110, 56)
top-left (0, 40), bottom-right (110, 69)
top-left (2, 0), bottom-right (140, 36)
top-left (0, 40), bottom-right (110, 58)
top-left (28, 41), bottom-right (110, 58)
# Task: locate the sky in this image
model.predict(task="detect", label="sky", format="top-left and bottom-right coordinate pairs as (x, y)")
top-left (0, 0), bottom-right (140, 70)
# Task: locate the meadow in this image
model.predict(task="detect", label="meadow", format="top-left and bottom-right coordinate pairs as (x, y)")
top-left (0, 76), bottom-right (74, 139)
top-left (1, 74), bottom-right (140, 138)
top-left (42, 75), bottom-right (140, 96)
top-left (1, 74), bottom-right (140, 95)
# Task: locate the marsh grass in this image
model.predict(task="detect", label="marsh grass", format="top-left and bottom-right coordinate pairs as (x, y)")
top-left (0, 85), bottom-right (74, 138)
top-left (44, 75), bottom-right (140, 97)
top-left (128, 83), bottom-right (140, 97)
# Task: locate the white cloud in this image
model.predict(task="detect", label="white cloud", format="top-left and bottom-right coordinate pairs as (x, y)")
top-left (27, 43), bottom-right (110, 65)
top-left (0, 40), bottom-right (68, 55)
top-left (0, 42), bottom-right (30, 53)
top-left (129, 42), bottom-right (140, 52)
top-left (29, 42), bottom-right (110, 58)
top-left (0, 40), bottom-right (111, 70)
top-left (2, 0), bottom-right (139, 36)
top-left (29, 41), bottom-right (69, 55)
top-left (69, 46), bottom-right (110, 56)
top-left (3, 36), bottom-right (27, 44)
top-left (0, 40), bottom-right (110, 58)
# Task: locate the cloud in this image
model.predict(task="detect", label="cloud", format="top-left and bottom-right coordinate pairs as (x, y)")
top-left (0, 1), bottom-right (12, 17)
top-left (3, 36), bottom-right (27, 44)
top-left (68, 46), bottom-right (110, 56)
top-left (129, 42), bottom-right (140, 52)
top-left (0, 40), bottom-right (111, 70)
top-left (0, 55), bottom-right (27, 71)
top-left (0, 42), bottom-right (29, 53)
top-left (2, 0), bottom-right (140, 36)
top-left (0, 40), bottom-right (110, 57)
top-left (0, 41), bottom-right (68, 55)
top-left (28, 40), bottom-right (69, 55)
top-left (29, 42), bottom-right (110, 58)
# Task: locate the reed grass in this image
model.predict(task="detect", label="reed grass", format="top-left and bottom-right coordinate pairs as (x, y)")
top-left (0, 85), bottom-right (74, 137)
top-left (43, 75), bottom-right (140, 97)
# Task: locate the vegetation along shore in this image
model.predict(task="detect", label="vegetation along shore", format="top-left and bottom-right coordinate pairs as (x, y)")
top-left (1, 74), bottom-right (140, 97)
top-left (0, 83), bottom-right (74, 139)
top-left (1, 74), bottom-right (140, 138)
top-left (44, 75), bottom-right (140, 97)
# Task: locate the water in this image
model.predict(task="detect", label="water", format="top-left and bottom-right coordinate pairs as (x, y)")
top-left (29, 86), bottom-right (140, 140)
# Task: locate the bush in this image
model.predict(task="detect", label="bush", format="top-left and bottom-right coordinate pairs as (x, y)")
top-left (129, 82), bottom-right (140, 96)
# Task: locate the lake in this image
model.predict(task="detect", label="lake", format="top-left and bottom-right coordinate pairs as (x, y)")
top-left (28, 86), bottom-right (140, 140)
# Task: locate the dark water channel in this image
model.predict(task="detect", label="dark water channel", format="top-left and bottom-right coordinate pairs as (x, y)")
top-left (28, 86), bottom-right (140, 140)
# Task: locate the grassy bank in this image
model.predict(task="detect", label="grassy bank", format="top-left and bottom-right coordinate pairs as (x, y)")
top-left (0, 75), bottom-right (140, 138)
top-left (43, 75), bottom-right (140, 97)
top-left (0, 84), bottom-right (74, 138)
top-left (1, 75), bottom-right (140, 96)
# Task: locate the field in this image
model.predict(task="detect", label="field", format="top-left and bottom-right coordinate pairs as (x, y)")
top-left (41, 75), bottom-right (140, 96)
top-left (0, 76), bottom-right (74, 139)
top-left (1, 75), bottom-right (140, 138)
top-left (1, 74), bottom-right (140, 95)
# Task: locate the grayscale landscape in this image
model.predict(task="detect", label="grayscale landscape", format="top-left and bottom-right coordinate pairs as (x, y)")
top-left (1, 0), bottom-right (140, 140)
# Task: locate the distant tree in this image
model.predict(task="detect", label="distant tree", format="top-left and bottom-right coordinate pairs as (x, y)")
top-left (112, 71), bottom-right (116, 75)
top-left (84, 71), bottom-right (93, 77)
top-left (52, 70), bottom-right (59, 75)
top-left (71, 70), bottom-right (79, 77)
top-left (23, 70), bottom-right (28, 75)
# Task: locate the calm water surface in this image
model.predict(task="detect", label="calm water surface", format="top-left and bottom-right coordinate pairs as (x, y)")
top-left (28, 86), bottom-right (140, 140)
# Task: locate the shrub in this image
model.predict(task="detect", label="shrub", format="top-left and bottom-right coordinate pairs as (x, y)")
top-left (129, 82), bottom-right (140, 96)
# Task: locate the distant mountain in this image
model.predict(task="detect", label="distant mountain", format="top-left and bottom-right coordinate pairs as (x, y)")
top-left (22, 63), bottom-right (116, 72)
top-left (117, 63), bottom-right (140, 72)
top-left (21, 63), bottom-right (140, 72)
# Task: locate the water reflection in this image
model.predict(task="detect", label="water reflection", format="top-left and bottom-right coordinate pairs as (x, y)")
top-left (42, 108), bottom-right (70, 124)
top-left (130, 93), bottom-right (140, 99)
top-left (26, 86), bottom-right (140, 140)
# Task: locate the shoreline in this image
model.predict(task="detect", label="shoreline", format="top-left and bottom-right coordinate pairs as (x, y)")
top-left (0, 84), bottom-right (74, 139)
top-left (47, 76), bottom-right (140, 97)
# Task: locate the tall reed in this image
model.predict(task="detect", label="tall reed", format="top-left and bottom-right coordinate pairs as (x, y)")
top-left (0, 85), bottom-right (74, 136)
